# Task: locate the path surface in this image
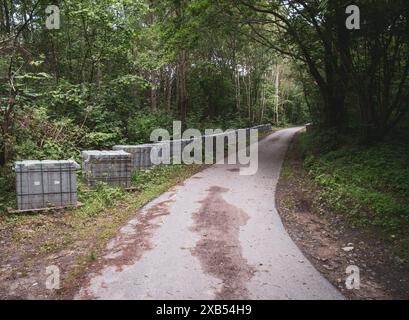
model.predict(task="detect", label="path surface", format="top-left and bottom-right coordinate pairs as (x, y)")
top-left (76, 128), bottom-right (344, 300)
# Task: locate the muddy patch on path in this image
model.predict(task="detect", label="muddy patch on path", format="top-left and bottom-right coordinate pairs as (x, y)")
top-left (81, 198), bottom-right (174, 286)
top-left (104, 199), bottom-right (174, 272)
top-left (190, 186), bottom-right (255, 300)
top-left (78, 198), bottom-right (174, 299)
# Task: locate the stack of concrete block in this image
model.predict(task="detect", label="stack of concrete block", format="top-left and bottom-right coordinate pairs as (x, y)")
top-left (14, 160), bottom-right (80, 211)
top-left (252, 124), bottom-right (272, 133)
top-left (158, 139), bottom-right (194, 163)
top-left (113, 144), bottom-right (166, 171)
top-left (157, 140), bottom-right (174, 162)
top-left (157, 141), bottom-right (173, 164)
top-left (11, 124), bottom-right (276, 212)
top-left (81, 150), bottom-right (132, 188)
top-left (181, 139), bottom-right (195, 159)
top-left (190, 131), bottom-right (232, 162)
top-left (262, 124), bottom-right (272, 132)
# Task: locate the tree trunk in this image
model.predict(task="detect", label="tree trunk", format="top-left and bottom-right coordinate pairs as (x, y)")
top-left (150, 70), bottom-right (158, 112)
top-left (275, 64), bottom-right (280, 124)
top-left (165, 67), bottom-right (173, 113)
top-left (176, 50), bottom-right (188, 127)
top-left (260, 77), bottom-right (266, 123)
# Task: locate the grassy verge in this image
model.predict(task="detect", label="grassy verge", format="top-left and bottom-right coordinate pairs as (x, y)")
top-left (299, 131), bottom-right (409, 260)
top-left (0, 164), bottom-right (206, 299)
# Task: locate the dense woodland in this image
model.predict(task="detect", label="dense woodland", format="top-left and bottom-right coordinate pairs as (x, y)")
top-left (0, 0), bottom-right (309, 167)
top-left (1, 1), bottom-right (409, 203)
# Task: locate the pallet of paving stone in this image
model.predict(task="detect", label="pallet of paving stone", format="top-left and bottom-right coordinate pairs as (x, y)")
top-left (81, 150), bottom-right (132, 188)
top-left (7, 202), bottom-right (84, 214)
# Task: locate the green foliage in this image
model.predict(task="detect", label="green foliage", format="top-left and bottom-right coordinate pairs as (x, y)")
top-left (127, 112), bottom-right (174, 144)
top-left (77, 183), bottom-right (127, 217)
top-left (0, 167), bottom-right (15, 212)
top-left (132, 165), bottom-right (185, 190)
top-left (82, 132), bottom-right (122, 150)
top-left (300, 129), bottom-right (340, 154)
top-left (11, 108), bottom-right (85, 161)
top-left (301, 132), bottom-right (409, 244)
top-left (240, 0), bottom-right (409, 136)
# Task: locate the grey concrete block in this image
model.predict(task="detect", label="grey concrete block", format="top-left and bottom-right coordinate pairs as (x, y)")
top-left (81, 150), bottom-right (132, 188)
top-left (113, 144), bottom-right (169, 170)
top-left (14, 160), bottom-right (80, 210)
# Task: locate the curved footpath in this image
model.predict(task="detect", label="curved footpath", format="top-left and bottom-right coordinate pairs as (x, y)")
top-left (76, 127), bottom-right (344, 300)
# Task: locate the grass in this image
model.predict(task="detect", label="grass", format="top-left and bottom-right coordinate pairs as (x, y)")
top-left (299, 130), bottom-right (409, 260)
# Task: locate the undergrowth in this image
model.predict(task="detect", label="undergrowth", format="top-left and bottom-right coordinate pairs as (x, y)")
top-left (300, 130), bottom-right (409, 260)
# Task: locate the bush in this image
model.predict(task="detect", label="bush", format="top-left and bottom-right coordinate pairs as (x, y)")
top-left (127, 112), bottom-right (174, 144)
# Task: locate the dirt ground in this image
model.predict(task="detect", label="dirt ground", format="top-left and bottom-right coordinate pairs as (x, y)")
top-left (275, 133), bottom-right (409, 300)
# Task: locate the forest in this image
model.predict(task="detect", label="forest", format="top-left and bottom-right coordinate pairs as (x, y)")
top-left (0, 0), bottom-right (409, 300)
top-left (1, 0), bottom-right (408, 169)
